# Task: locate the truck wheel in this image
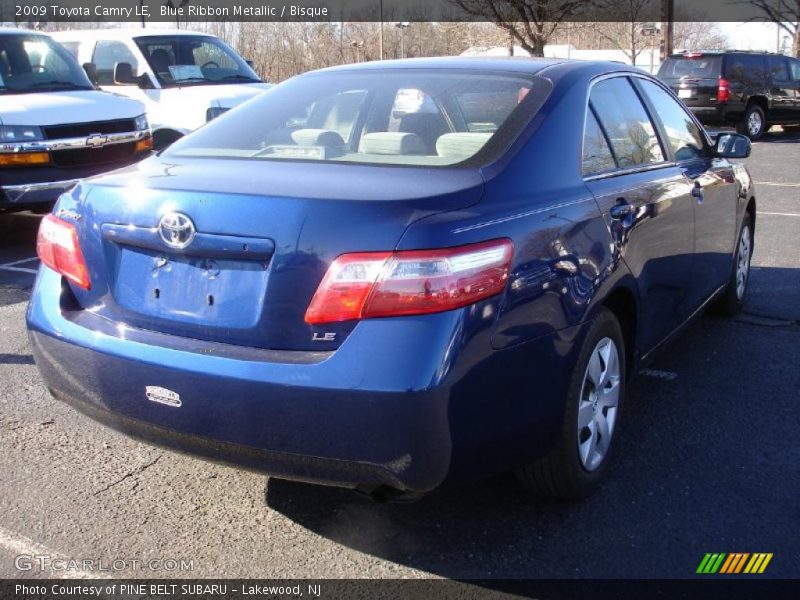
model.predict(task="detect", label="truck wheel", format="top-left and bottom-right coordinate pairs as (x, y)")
top-left (516, 308), bottom-right (626, 500)
top-left (737, 104), bottom-right (766, 140)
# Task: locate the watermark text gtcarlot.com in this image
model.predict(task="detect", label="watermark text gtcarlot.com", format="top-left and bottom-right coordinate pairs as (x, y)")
top-left (15, 554), bottom-right (195, 573)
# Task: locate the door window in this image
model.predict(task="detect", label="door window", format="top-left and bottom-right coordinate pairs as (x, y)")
top-left (638, 79), bottom-right (705, 161)
top-left (92, 40), bottom-right (139, 85)
top-left (767, 56), bottom-right (790, 82)
top-left (582, 110), bottom-right (616, 175)
top-left (589, 77), bottom-right (664, 169)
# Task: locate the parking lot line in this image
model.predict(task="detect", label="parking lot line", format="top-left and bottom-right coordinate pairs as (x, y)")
top-left (0, 257), bottom-right (38, 268)
top-left (0, 256), bottom-right (39, 275)
top-left (753, 182), bottom-right (800, 187)
top-left (0, 525), bottom-right (102, 580)
top-left (757, 211), bottom-right (800, 217)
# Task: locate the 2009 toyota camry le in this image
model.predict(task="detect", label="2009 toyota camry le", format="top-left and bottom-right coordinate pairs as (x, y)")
top-left (27, 58), bottom-right (755, 501)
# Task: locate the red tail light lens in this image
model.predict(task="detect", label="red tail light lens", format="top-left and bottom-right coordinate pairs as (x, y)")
top-left (305, 239), bottom-right (514, 324)
top-left (717, 77), bottom-right (730, 103)
top-left (36, 214), bottom-right (91, 289)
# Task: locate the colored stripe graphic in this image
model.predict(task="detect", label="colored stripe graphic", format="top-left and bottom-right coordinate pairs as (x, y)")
top-left (698, 552), bottom-right (773, 574)
top-left (697, 553), bottom-right (726, 574)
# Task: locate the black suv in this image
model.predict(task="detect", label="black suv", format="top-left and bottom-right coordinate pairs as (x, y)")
top-left (658, 51), bottom-right (800, 140)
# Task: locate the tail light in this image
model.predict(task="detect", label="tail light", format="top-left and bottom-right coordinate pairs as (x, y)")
top-left (717, 77), bottom-right (730, 103)
top-left (36, 214), bottom-right (91, 289)
top-left (305, 239), bottom-right (513, 324)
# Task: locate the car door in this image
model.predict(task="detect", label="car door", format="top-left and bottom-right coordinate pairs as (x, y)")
top-left (766, 55), bottom-right (793, 122)
top-left (583, 76), bottom-right (696, 353)
top-left (635, 77), bottom-right (738, 307)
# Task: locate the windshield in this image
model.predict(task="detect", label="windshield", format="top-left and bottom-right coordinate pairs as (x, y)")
top-left (164, 69), bottom-right (547, 168)
top-left (134, 35), bottom-right (261, 87)
top-left (0, 34), bottom-right (94, 93)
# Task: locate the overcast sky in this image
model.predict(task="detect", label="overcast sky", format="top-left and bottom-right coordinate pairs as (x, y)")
top-left (718, 22), bottom-right (792, 53)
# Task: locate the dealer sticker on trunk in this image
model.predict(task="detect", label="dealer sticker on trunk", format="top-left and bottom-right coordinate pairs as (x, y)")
top-left (145, 386), bottom-right (182, 408)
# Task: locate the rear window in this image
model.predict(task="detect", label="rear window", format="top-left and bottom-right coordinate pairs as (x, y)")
top-left (659, 56), bottom-right (721, 79)
top-left (164, 69), bottom-right (549, 167)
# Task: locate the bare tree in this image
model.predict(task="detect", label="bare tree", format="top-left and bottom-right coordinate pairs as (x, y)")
top-left (672, 21), bottom-right (729, 51)
top-left (590, 0), bottom-right (658, 65)
top-left (749, 0), bottom-right (799, 56)
top-left (449, 0), bottom-right (592, 56)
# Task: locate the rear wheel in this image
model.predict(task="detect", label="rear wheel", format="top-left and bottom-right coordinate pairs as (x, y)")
top-left (516, 308), bottom-right (626, 499)
top-left (715, 213), bottom-right (753, 315)
top-left (737, 104), bottom-right (766, 140)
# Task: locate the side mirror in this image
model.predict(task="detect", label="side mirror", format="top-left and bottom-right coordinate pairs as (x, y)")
top-left (715, 133), bottom-right (751, 159)
top-left (113, 61), bottom-right (136, 85)
top-left (82, 62), bottom-right (98, 85)
top-left (137, 72), bottom-right (156, 90)
top-left (245, 59), bottom-right (255, 69)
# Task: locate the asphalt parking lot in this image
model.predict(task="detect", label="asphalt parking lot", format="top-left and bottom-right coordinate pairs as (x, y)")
top-left (0, 131), bottom-right (798, 581)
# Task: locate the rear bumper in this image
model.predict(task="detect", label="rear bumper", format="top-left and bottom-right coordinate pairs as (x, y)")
top-left (27, 268), bottom-right (580, 493)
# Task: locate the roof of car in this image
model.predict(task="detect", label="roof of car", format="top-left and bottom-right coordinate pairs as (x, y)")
top-left (50, 28), bottom-right (215, 40)
top-left (0, 27), bottom-right (53, 36)
top-left (311, 56), bottom-right (639, 78)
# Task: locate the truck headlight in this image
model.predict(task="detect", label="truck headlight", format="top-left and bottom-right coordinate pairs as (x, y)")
top-left (0, 125), bottom-right (44, 142)
top-left (134, 114), bottom-right (150, 131)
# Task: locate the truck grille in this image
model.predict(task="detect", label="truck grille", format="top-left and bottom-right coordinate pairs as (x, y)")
top-left (51, 142), bottom-right (137, 168)
top-left (43, 119), bottom-right (137, 140)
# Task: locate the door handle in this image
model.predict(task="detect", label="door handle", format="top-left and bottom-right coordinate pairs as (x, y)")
top-left (609, 199), bottom-right (635, 220)
top-left (691, 181), bottom-right (704, 204)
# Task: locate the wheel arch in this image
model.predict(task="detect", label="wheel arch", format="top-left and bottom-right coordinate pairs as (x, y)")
top-left (600, 284), bottom-right (638, 379)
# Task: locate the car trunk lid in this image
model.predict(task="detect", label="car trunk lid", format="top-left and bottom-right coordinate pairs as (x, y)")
top-left (67, 158), bottom-right (484, 352)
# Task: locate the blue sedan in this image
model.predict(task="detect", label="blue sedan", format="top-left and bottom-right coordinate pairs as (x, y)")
top-left (27, 58), bottom-right (755, 500)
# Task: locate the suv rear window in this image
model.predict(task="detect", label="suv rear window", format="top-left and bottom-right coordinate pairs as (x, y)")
top-left (659, 56), bottom-right (721, 79)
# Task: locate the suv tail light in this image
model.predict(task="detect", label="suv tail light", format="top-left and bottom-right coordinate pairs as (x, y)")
top-left (305, 239), bottom-right (514, 324)
top-left (717, 77), bottom-right (730, 103)
top-left (36, 214), bottom-right (91, 289)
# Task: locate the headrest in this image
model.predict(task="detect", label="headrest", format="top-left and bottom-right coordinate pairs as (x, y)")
top-left (436, 132), bottom-right (493, 158)
top-left (358, 132), bottom-right (426, 156)
top-left (291, 129), bottom-right (345, 148)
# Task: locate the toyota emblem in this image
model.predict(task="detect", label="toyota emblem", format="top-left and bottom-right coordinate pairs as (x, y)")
top-left (158, 212), bottom-right (196, 249)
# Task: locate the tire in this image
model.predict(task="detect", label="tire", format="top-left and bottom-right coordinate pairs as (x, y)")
top-left (736, 104), bottom-right (766, 140)
top-left (715, 213), bottom-right (753, 316)
top-left (516, 308), bottom-right (626, 500)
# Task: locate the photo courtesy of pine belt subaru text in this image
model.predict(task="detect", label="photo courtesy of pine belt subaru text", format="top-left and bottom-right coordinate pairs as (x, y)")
top-left (27, 57), bottom-right (756, 501)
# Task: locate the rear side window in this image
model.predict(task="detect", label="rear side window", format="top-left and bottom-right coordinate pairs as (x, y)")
top-left (582, 110), bottom-right (616, 175)
top-left (724, 54), bottom-right (767, 82)
top-left (589, 77), bottom-right (664, 169)
top-left (767, 56), bottom-right (789, 81)
top-left (658, 56), bottom-right (721, 79)
top-left (638, 79), bottom-right (705, 161)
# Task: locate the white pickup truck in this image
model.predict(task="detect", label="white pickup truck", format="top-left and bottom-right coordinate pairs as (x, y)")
top-left (53, 29), bottom-right (272, 149)
top-left (0, 28), bottom-right (150, 213)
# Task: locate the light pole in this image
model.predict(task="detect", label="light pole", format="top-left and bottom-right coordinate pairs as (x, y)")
top-left (395, 22), bottom-right (410, 59)
top-left (379, 0), bottom-right (384, 60)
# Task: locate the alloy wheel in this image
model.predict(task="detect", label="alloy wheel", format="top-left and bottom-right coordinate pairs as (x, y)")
top-left (736, 224), bottom-right (752, 300)
top-left (576, 337), bottom-right (620, 471)
top-left (748, 112), bottom-right (763, 137)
